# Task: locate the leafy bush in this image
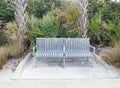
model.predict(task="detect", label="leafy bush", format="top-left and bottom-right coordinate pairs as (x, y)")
top-left (87, 12), bottom-right (110, 44)
top-left (88, 13), bottom-right (120, 45)
top-left (88, 0), bottom-right (105, 20)
top-left (87, 0), bottom-right (120, 45)
top-left (0, 20), bottom-right (5, 29)
top-left (57, 29), bottom-right (79, 38)
top-left (50, 1), bottom-right (79, 37)
top-left (27, 0), bottom-right (62, 18)
top-left (0, 32), bottom-right (7, 45)
top-left (26, 16), bottom-right (42, 44)
top-left (27, 14), bottom-right (58, 44)
top-left (27, 1), bottom-right (80, 46)
top-left (110, 23), bottom-right (120, 42)
top-left (3, 22), bottom-right (18, 41)
top-left (88, 12), bottom-right (102, 35)
top-left (0, 0), bottom-right (14, 22)
top-left (0, 22), bottom-right (18, 45)
top-left (100, 41), bottom-right (120, 64)
top-left (40, 14), bottom-right (58, 37)
top-left (102, 1), bottom-right (120, 24)
top-left (102, 21), bottom-right (120, 43)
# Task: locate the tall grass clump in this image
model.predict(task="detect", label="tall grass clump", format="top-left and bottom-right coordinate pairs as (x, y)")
top-left (8, 41), bottom-right (20, 59)
top-left (100, 41), bottom-right (120, 64)
top-left (0, 47), bottom-right (9, 69)
top-left (0, 41), bottom-right (21, 69)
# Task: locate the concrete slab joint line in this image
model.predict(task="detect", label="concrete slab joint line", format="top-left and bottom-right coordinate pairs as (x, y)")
top-left (1, 79), bottom-right (120, 88)
top-left (12, 53), bottom-right (32, 80)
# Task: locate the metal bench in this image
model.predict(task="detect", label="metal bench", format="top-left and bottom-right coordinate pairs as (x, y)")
top-left (33, 38), bottom-right (95, 67)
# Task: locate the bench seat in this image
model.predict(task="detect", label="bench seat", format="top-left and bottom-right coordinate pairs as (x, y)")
top-left (35, 52), bottom-right (63, 58)
top-left (65, 51), bottom-right (93, 58)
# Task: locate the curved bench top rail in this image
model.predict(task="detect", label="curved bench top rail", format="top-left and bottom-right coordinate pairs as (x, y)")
top-left (36, 38), bottom-right (90, 39)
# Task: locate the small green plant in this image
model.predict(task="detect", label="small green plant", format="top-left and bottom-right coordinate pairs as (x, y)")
top-left (4, 22), bottom-right (17, 35)
top-left (100, 41), bottom-right (120, 64)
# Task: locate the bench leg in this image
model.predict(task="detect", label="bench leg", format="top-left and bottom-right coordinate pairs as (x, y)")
top-left (63, 57), bottom-right (65, 67)
top-left (91, 57), bottom-right (94, 64)
top-left (88, 56), bottom-right (94, 67)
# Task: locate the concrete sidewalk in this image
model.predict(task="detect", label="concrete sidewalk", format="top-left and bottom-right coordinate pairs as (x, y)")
top-left (0, 79), bottom-right (120, 88)
top-left (5, 53), bottom-right (119, 88)
top-left (16, 56), bottom-right (120, 80)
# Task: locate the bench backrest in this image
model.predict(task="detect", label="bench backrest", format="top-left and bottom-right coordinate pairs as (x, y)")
top-left (64, 38), bottom-right (90, 52)
top-left (36, 38), bottom-right (64, 52)
top-left (36, 38), bottom-right (90, 52)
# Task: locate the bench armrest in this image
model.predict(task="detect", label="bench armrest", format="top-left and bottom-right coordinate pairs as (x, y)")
top-left (33, 46), bottom-right (37, 56)
top-left (90, 45), bottom-right (95, 53)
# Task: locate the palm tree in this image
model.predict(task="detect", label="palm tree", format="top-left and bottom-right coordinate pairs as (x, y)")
top-left (77, 0), bottom-right (88, 37)
top-left (15, 0), bottom-right (27, 53)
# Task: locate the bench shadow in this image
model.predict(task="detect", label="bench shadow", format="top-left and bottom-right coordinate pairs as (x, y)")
top-left (36, 58), bottom-right (93, 68)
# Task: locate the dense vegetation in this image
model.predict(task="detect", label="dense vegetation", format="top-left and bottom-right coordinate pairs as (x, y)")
top-left (0, 0), bottom-right (15, 22)
top-left (88, 0), bottom-right (120, 45)
top-left (0, 0), bottom-right (120, 68)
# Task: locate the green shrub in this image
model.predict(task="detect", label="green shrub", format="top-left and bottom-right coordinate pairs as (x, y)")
top-left (0, 20), bottom-right (5, 29)
top-left (87, 0), bottom-right (120, 45)
top-left (40, 14), bottom-right (58, 37)
top-left (57, 29), bottom-right (79, 38)
top-left (0, 32), bottom-right (7, 45)
top-left (3, 22), bottom-right (18, 41)
top-left (0, 0), bottom-right (14, 22)
top-left (110, 23), bottom-right (120, 42)
top-left (26, 15), bottom-right (42, 44)
top-left (87, 12), bottom-right (110, 44)
top-left (27, 0), bottom-right (62, 18)
top-left (27, 14), bottom-right (58, 44)
top-left (102, 1), bottom-right (120, 24)
top-left (102, 21), bottom-right (120, 43)
top-left (50, 1), bottom-right (79, 37)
